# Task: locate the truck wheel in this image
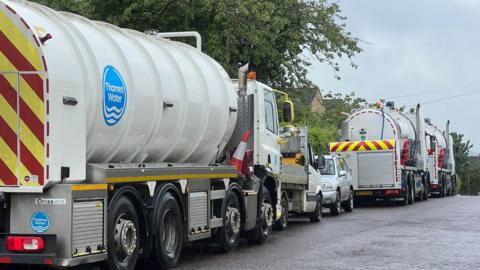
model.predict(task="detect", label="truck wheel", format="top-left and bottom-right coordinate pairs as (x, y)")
top-left (219, 190), bottom-right (241, 253)
top-left (408, 180), bottom-right (414, 205)
top-left (309, 196), bottom-right (322, 222)
top-left (273, 194), bottom-right (288, 231)
top-left (247, 187), bottom-right (273, 244)
top-left (400, 185), bottom-right (409, 206)
top-left (343, 190), bottom-right (354, 212)
top-left (108, 196), bottom-right (140, 270)
top-left (330, 191), bottom-right (341, 216)
top-left (151, 191), bottom-right (182, 269)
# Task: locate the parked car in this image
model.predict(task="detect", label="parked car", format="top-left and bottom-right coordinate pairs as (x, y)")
top-left (319, 155), bottom-right (354, 215)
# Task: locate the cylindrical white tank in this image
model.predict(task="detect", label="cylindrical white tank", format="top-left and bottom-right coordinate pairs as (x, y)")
top-left (341, 107), bottom-right (416, 142)
top-left (0, 0), bottom-right (237, 184)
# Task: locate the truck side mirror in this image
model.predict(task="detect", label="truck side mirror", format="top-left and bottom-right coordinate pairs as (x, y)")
top-left (283, 100), bottom-right (294, 123)
top-left (317, 155), bottom-right (325, 170)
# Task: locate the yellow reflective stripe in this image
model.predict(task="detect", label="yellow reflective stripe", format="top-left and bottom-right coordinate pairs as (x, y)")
top-left (346, 143), bottom-right (356, 152)
top-left (72, 184), bottom-right (108, 191)
top-left (0, 94), bottom-right (17, 132)
top-left (0, 137), bottom-right (18, 177)
top-left (377, 140), bottom-right (388, 150)
top-left (19, 120), bottom-right (44, 165)
top-left (107, 173), bottom-right (237, 183)
top-left (0, 10), bottom-right (42, 71)
top-left (0, 94), bottom-right (44, 166)
top-left (0, 53), bottom-right (45, 124)
top-left (365, 141), bottom-right (376, 150)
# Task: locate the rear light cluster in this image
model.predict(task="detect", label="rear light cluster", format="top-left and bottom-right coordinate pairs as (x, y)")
top-left (6, 236), bottom-right (44, 252)
top-left (384, 189), bottom-right (401, 196)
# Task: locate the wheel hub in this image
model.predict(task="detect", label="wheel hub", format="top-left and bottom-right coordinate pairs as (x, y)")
top-left (262, 202), bottom-right (273, 227)
top-left (226, 206), bottom-right (241, 235)
top-left (114, 217), bottom-right (137, 258)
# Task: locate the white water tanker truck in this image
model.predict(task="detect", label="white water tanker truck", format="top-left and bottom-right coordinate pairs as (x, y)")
top-left (330, 102), bottom-right (430, 205)
top-left (425, 119), bottom-right (456, 197)
top-left (0, 0), bottom-right (314, 269)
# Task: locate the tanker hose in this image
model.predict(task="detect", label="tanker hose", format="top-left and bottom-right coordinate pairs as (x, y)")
top-left (380, 108), bottom-right (385, 140)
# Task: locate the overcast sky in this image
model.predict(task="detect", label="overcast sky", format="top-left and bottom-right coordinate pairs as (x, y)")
top-left (307, 0), bottom-right (480, 154)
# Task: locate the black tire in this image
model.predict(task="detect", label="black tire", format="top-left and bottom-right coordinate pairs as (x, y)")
top-left (151, 191), bottom-right (183, 269)
top-left (343, 190), bottom-right (354, 212)
top-left (423, 178), bottom-right (429, 201)
top-left (309, 195), bottom-right (322, 222)
top-left (440, 178), bottom-right (446, 198)
top-left (247, 186), bottom-right (273, 244)
top-left (408, 179), bottom-right (414, 205)
top-left (400, 183), bottom-right (409, 206)
top-left (330, 191), bottom-right (341, 216)
top-left (107, 196), bottom-right (140, 270)
top-left (273, 194), bottom-right (288, 231)
top-left (218, 190), bottom-right (242, 253)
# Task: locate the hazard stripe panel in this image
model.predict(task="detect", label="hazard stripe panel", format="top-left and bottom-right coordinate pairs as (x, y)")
top-left (0, 6), bottom-right (45, 188)
top-left (329, 140), bottom-right (396, 153)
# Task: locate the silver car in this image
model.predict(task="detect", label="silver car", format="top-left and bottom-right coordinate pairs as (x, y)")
top-left (319, 155), bottom-right (354, 216)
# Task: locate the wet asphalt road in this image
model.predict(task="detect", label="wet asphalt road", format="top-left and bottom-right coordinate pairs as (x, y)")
top-left (176, 196), bottom-right (480, 270)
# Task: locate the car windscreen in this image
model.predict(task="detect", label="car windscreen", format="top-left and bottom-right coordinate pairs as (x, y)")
top-left (320, 159), bottom-right (335, 175)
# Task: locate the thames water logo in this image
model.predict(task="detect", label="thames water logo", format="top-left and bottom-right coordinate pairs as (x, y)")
top-left (31, 211), bottom-right (50, 233)
top-left (103, 65), bottom-right (127, 126)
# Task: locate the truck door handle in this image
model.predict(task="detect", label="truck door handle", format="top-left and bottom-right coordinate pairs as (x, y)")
top-left (63, 96), bottom-right (78, 106)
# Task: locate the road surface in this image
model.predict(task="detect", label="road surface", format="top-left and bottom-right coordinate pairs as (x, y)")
top-left (176, 196), bottom-right (480, 270)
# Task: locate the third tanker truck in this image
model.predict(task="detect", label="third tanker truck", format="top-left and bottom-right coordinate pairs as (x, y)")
top-left (425, 119), bottom-right (456, 197)
top-left (0, 0), bottom-right (327, 269)
top-left (330, 102), bottom-right (430, 205)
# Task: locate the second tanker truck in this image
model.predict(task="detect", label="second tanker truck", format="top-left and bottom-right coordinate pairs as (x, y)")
top-left (330, 102), bottom-right (431, 205)
top-left (0, 0), bottom-right (324, 269)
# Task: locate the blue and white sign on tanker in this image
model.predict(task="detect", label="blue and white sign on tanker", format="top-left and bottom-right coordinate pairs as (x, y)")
top-left (102, 65), bottom-right (127, 126)
top-left (31, 211), bottom-right (50, 233)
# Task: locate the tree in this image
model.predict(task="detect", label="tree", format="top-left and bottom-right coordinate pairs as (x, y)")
top-left (32, 0), bottom-right (361, 88)
top-left (282, 91), bottom-right (366, 154)
top-left (451, 132), bottom-right (473, 194)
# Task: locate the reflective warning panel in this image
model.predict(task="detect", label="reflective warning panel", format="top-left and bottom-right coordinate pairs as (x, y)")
top-left (329, 140), bottom-right (395, 153)
top-left (0, 3), bottom-right (46, 189)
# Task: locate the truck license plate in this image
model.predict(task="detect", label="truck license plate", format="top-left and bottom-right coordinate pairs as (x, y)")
top-left (356, 191), bottom-right (373, 196)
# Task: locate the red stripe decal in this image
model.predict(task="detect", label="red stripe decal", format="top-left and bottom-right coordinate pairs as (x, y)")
top-left (19, 98), bottom-right (44, 142)
top-left (352, 142), bottom-right (363, 151)
top-left (0, 75), bottom-right (17, 109)
top-left (339, 141), bottom-right (354, 152)
top-left (5, 4), bottom-right (16, 14)
top-left (0, 117), bottom-right (18, 156)
top-left (20, 143), bottom-right (44, 185)
top-left (0, 118), bottom-right (17, 185)
top-left (384, 140), bottom-right (394, 149)
top-left (0, 158), bottom-right (17, 185)
top-left (20, 17), bottom-right (30, 29)
top-left (0, 76), bottom-right (44, 143)
top-left (371, 140), bottom-right (382, 150)
top-left (0, 32), bottom-right (44, 99)
top-left (33, 34), bottom-right (40, 47)
top-left (330, 143), bottom-right (341, 152)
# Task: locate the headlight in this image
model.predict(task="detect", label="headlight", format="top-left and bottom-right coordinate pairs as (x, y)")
top-left (321, 182), bottom-right (334, 190)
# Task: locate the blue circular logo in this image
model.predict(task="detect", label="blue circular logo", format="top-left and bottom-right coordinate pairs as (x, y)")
top-left (31, 212), bottom-right (50, 233)
top-left (102, 65), bottom-right (127, 126)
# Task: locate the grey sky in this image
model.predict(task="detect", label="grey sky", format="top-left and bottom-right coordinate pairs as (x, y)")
top-left (307, 0), bottom-right (480, 153)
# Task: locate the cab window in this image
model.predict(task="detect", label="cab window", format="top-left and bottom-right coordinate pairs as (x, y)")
top-left (264, 90), bottom-right (278, 134)
top-left (320, 159), bottom-right (335, 175)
